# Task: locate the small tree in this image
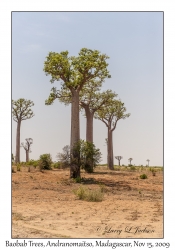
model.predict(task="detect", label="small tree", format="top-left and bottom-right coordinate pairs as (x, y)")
top-left (12, 99), bottom-right (34, 163)
top-left (39, 154), bottom-right (52, 171)
top-left (128, 158), bottom-right (133, 166)
top-left (95, 99), bottom-right (130, 170)
top-left (56, 145), bottom-right (70, 168)
top-left (115, 156), bottom-right (123, 166)
top-left (21, 138), bottom-right (33, 162)
top-left (146, 159), bottom-right (150, 167)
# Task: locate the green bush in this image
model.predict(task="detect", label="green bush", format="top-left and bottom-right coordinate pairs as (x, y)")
top-left (140, 174), bottom-right (147, 179)
top-left (52, 162), bottom-right (62, 169)
top-left (39, 154), bottom-right (52, 171)
top-left (57, 140), bottom-right (102, 174)
top-left (74, 140), bottom-right (102, 173)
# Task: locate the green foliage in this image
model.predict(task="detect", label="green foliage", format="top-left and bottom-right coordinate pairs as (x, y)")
top-left (44, 48), bottom-right (111, 104)
top-left (27, 159), bottom-right (39, 168)
top-left (57, 140), bottom-right (101, 173)
top-left (95, 99), bottom-right (130, 129)
top-left (52, 162), bottom-right (62, 169)
top-left (12, 99), bottom-right (34, 122)
top-left (140, 174), bottom-right (148, 179)
top-left (39, 154), bottom-right (52, 171)
top-left (73, 185), bottom-right (104, 202)
top-left (73, 140), bottom-right (102, 173)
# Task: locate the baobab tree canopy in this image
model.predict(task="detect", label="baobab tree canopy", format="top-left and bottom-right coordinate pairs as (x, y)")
top-left (12, 99), bottom-right (34, 122)
top-left (44, 48), bottom-right (111, 92)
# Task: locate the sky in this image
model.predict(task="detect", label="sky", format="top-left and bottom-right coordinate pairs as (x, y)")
top-left (12, 11), bottom-right (163, 166)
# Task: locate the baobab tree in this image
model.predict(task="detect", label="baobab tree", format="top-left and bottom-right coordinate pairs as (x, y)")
top-left (12, 99), bottom-right (34, 163)
top-left (115, 156), bottom-right (123, 166)
top-left (146, 159), bottom-right (150, 167)
top-left (21, 138), bottom-right (33, 162)
top-left (79, 88), bottom-right (117, 143)
top-left (95, 99), bottom-right (130, 170)
top-left (44, 48), bottom-right (111, 178)
top-left (128, 158), bottom-right (133, 165)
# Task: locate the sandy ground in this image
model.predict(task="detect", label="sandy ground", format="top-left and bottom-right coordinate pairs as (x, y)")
top-left (12, 166), bottom-right (163, 239)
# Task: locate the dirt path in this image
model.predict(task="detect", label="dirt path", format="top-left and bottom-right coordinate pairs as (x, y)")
top-left (12, 167), bottom-right (163, 238)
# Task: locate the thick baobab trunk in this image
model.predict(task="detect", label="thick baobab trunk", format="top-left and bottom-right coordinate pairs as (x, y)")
top-left (84, 107), bottom-right (94, 143)
top-left (15, 120), bottom-right (21, 163)
top-left (107, 128), bottom-right (114, 170)
top-left (70, 89), bottom-right (80, 178)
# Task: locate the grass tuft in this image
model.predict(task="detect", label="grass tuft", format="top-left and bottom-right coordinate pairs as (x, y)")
top-left (73, 185), bottom-right (104, 202)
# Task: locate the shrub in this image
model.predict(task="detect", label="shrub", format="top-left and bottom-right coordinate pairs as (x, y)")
top-left (39, 154), bottom-right (52, 171)
top-left (33, 160), bottom-right (39, 168)
top-left (73, 186), bottom-right (87, 200)
top-left (73, 186), bottom-right (104, 202)
top-left (56, 145), bottom-right (70, 168)
top-left (130, 166), bottom-right (136, 171)
top-left (86, 189), bottom-right (104, 202)
top-left (57, 140), bottom-right (102, 174)
top-left (140, 174), bottom-right (147, 179)
top-left (77, 140), bottom-right (102, 173)
top-left (52, 162), bottom-right (62, 169)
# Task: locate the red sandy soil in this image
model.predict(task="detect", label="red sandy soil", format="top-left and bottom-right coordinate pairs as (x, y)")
top-left (12, 166), bottom-right (163, 238)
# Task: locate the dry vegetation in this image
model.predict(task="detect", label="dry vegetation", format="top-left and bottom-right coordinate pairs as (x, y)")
top-left (12, 166), bottom-right (163, 238)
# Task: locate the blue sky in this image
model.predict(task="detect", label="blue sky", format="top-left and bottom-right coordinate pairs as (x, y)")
top-left (12, 12), bottom-right (163, 166)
